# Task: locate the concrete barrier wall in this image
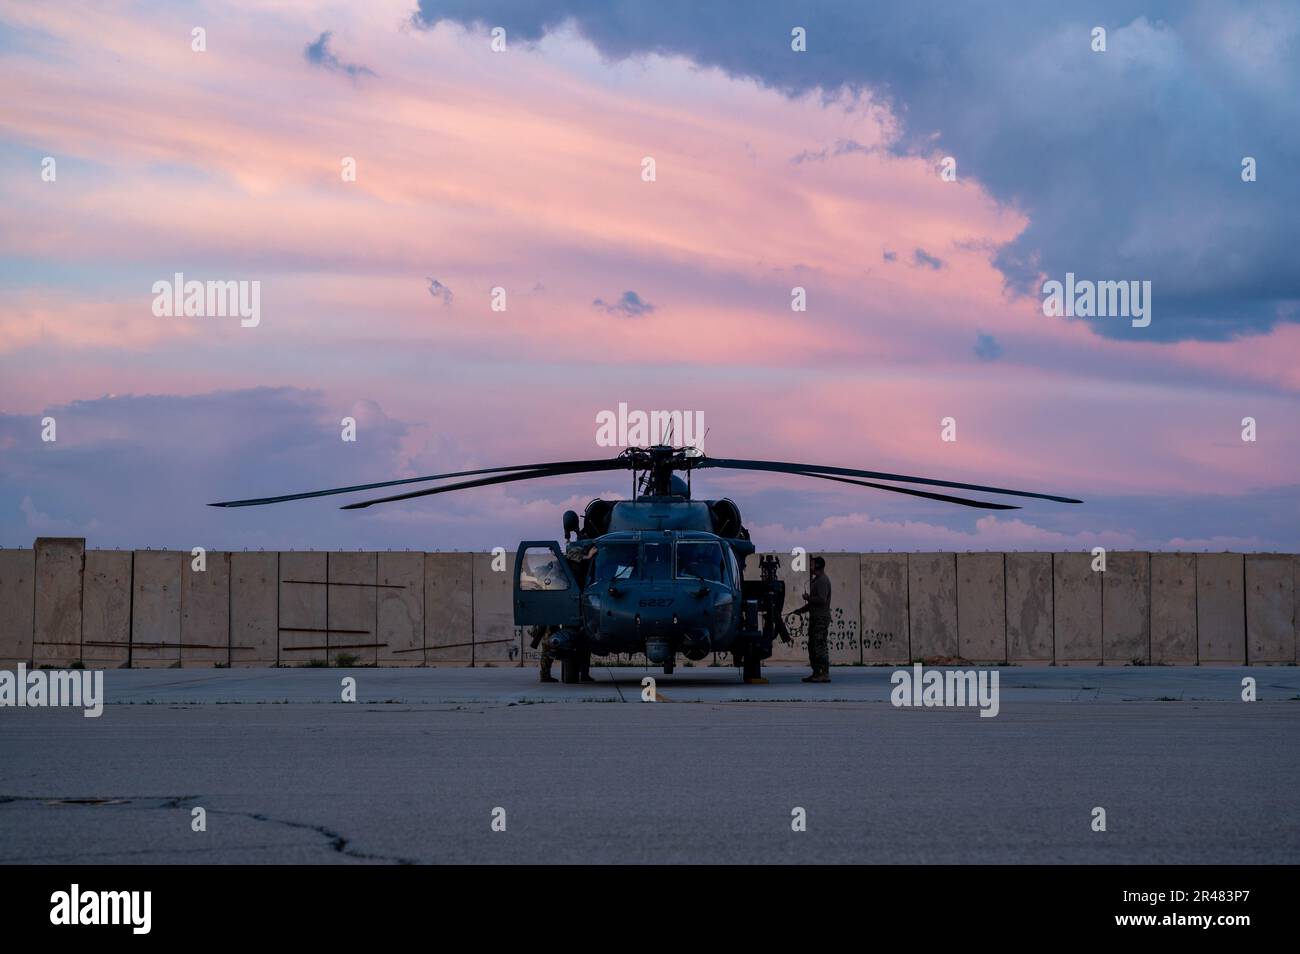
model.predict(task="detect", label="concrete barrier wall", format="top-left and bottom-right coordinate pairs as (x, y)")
top-left (909, 553), bottom-right (957, 660)
top-left (821, 552), bottom-right (862, 664)
top-left (1197, 552), bottom-right (1245, 663)
top-left (33, 537), bottom-right (83, 667)
top-left (1054, 552), bottom-right (1103, 665)
top-left (859, 553), bottom-right (908, 664)
top-left (1151, 553), bottom-right (1197, 664)
top-left (83, 550), bottom-right (130, 668)
top-left (377, 551), bottom-right (424, 666)
top-left (1103, 552), bottom-right (1150, 665)
top-left (426, 552), bottom-right (472, 665)
top-left (1244, 554), bottom-right (1294, 664)
top-left (472, 551), bottom-right (522, 665)
top-left (329, 551), bottom-right (378, 666)
top-left (0, 548), bottom-right (35, 665)
top-left (1006, 552), bottom-right (1053, 665)
top-left (279, 551), bottom-right (327, 665)
top-left (0, 543), bottom-right (1295, 667)
top-left (231, 552), bottom-right (277, 666)
top-left (132, 550), bottom-right (182, 667)
top-left (183, 551), bottom-right (229, 667)
top-left (957, 553), bottom-right (1006, 664)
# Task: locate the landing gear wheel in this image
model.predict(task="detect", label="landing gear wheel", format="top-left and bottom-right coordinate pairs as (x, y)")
top-left (663, 660), bottom-right (675, 675)
top-left (742, 653), bottom-right (763, 683)
top-left (560, 657), bottom-right (581, 684)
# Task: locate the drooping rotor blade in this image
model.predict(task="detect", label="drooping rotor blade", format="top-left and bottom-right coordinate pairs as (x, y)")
top-left (791, 470), bottom-right (1019, 510)
top-left (696, 457), bottom-right (1081, 504)
top-left (340, 461), bottom-right (627, 510)
top-left (209, 457), bottom-right (621, 508)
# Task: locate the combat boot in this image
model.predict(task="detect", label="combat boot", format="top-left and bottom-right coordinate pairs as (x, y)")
top-left (809, 667), bottom-right (831, 683)
top-left (801, 670), bottom-right (819, 683)
top-left (539, 661), bottom-right (558, 683)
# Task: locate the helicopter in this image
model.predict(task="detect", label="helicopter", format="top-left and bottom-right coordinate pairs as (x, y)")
top-left (211, 444), bottom-right (1081, 683)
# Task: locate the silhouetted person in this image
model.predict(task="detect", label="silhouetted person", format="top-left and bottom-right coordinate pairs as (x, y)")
top-left (791, 556), bottom-right (832, 682)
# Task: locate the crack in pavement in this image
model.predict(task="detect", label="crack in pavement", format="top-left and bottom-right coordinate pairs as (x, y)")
top-left (0, 794), bottom-right (421, 865)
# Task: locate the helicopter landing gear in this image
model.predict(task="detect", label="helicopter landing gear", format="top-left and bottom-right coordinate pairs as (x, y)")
top-left (734, 649), bottom-right (766, 684)
top-left (663, 659), bottom-right (674, 675)
top-left (560, 648), bottom-right (592, 685)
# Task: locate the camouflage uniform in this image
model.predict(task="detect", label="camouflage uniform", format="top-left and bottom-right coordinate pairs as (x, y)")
top-left (793, 566), bottom-right (832, 680)
top-left (531, 625), bottom-right (558, 681)
top-left (807, 616), bottom-right (830, 673)
top-left (532, 543), bottom-right (596, 683)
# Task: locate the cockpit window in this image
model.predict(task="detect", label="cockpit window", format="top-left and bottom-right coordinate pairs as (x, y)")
top-left (676, 541), bottom-right (725, 583)
top-left (642, 541), bottom-right (672, 580)
top-left (594, 543), bottom-right (638, 581)
top-left (519, 547), bottom-right (571, 591)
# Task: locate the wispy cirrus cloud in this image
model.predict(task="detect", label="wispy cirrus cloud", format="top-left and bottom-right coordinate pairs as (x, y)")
top-left (304, 30), bottom-right (376, 79)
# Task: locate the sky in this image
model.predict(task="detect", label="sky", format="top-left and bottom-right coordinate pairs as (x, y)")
top-left (0, 0), bottom-right (1296, 553)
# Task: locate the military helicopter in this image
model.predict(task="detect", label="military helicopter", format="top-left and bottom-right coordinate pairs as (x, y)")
top-left (211, 445), bottom-right (1080, 683)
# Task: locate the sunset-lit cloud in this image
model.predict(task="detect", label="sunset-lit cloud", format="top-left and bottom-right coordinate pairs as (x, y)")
top-left (0, 1), bottom-right (1295, 551)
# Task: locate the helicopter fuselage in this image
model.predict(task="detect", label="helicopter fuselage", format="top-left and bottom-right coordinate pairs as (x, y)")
top-left (513, 492), bottom-right (786, 676)
top-left (577, 529), bottom-right (740, 662)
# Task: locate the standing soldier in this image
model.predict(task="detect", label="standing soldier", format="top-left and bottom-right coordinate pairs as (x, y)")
top-left (531, 624), bottom-right (559, 683)
top-left (531, 541), bottom-right (598, 684)
top-left (790, 555), bottom-right (832, 683)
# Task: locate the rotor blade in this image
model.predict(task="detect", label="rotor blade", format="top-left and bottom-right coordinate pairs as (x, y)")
top-left (209, 458), bottom-right (622, 508)
top-left (341, 462), bottom-right (625, 510)
top-left (791, 470), bottom-right (1019, 510)
top-left (696, 457), bottom-right (1081, 504)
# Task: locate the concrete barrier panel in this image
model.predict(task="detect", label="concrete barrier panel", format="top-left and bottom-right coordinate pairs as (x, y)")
top-left (1006, 553), bottom-right (1052, 664)
top-left (1053, 553), bottom-right (1101, 664)
top-left (279, 552), bottom-right (327, 665)
top-left (1103, 552), bottom-right (1150, 665)
top-left (1245, 554), bottom-right (1293, 664)
top-left (1197, 553), bottom-right (1245, 663)
top-left (426, 552), bottom-right (473, 665)
top-left (1151, 553), bottom-right (1196, 664)
top-left (182, 551), bottom-right (229, 667)
top-left (0, 549), bottom-right (35, 665)
top-left (859, 553), bottom-right (909, 664)
top-left (329, 552), bottom-right (378, 665)
top-left (231, 552), bottom-right (277, 666)
top-left (83, 550), bottom-right (131, 668)
top-left (957, 553), bottom-right (1006, 663)
top-left (908, 553), bottom-right (957, 660)
top-left (472, 551), bottom-right (521, 665)
top-left (132, 550), bottom-right (182, 667)
top-left (377, 552), bottom-right (424, 666)
top-left (34, 537), bottom-right (84, 667)
top-left (826, 554), bottom-right (862, 664)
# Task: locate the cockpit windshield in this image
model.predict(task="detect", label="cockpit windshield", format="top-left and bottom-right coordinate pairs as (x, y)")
top-left (676, 541), bottom-right (726, 583)
top-left (593, 543), bottom-right (639, 581)
top-left (642, 541), bottom-right (672, 580)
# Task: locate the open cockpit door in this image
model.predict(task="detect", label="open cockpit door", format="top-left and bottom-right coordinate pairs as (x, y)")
top-left (513, 541), bottom-right (581, 627)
